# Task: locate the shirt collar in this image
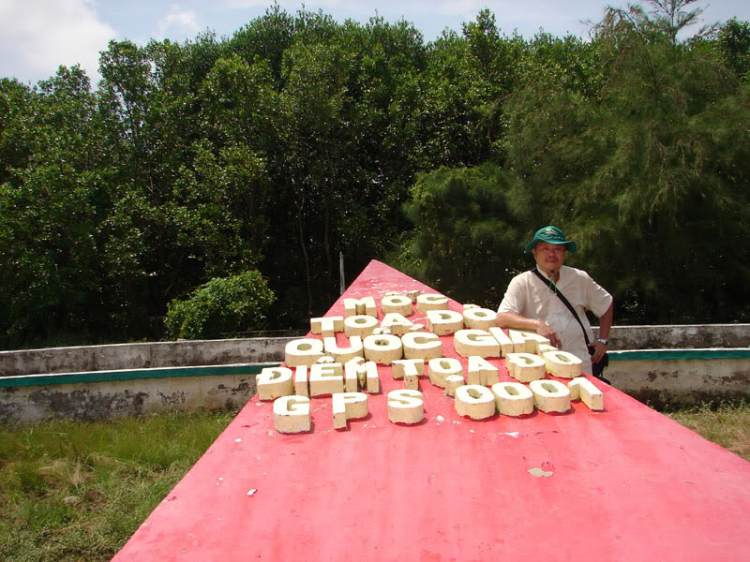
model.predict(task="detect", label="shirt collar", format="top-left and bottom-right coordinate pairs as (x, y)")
top-left (536, 266), bottom-right (564, 282)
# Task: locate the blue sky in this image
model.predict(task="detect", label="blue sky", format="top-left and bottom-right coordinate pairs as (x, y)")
top-left (1, 0), bottom-right (749, 86)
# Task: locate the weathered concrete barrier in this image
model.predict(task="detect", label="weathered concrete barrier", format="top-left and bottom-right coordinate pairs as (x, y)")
top-left (608, 348), bottom-right (750, 408)
top-left (1, 326), bottom-right (748, 423)
top-left (0, 364), bottom-right (275, 425)
top-left (593, 324), bottom-right (749, 350)
top-left (0, 337), bottom-right (295, 377)
top-left (588, 325), bottom-right (750, 407)
top-left (3, 325), bottom-right (746, 378)
top-left (0, 338), bottom-right (292, 424)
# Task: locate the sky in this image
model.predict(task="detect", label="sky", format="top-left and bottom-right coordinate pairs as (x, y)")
top-left (1, 0), bottom-right (749, 86)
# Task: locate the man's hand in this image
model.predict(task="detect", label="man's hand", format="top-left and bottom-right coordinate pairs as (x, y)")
top-left (590, 340), bottom-right (607, 364)
top-left (536, 320), bottom-right (561, 348)
top-left (497, 312), bottom-right (561, 348)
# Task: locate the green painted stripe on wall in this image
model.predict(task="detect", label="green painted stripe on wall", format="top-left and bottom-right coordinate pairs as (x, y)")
top-left (3, 349), bottom-right (749, 388)
top-left (610, 349), bottom-right (750, 361)
top-left (0, 363), bottom-right (278, 388)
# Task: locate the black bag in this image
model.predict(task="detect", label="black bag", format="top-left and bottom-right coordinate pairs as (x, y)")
top-left (588, 344), bottom-right (611, 384)
top-left (531, 269), bottom-right (611, 384)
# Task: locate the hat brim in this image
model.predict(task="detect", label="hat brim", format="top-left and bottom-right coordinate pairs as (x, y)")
top-left (524, 239), bottom-right (577, 254)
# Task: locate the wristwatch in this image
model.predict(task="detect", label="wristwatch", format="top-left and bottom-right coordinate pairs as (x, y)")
top-left (596, 338), bottom-right (609, 345)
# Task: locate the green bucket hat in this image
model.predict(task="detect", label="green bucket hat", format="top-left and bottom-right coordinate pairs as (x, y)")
top-left (524, 226), bottom-right (577, 254)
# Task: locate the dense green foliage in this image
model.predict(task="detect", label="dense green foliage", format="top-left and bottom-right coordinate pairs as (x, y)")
top-left (398, 1), bottom-right (750, 324)
top-left (1, 1), bottom-right (749, 348)
top-left (165, 270), bottom-right (275, 339)
top-left (397, 164), bottom-right (525, 308)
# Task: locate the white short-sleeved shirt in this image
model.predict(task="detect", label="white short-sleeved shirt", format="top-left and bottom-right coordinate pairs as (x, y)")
top-left (497, 265), bottom-right (613, 373)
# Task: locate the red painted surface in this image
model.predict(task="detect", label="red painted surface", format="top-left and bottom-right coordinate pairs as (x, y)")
top-left (114, 260), bottom-right (750, 561)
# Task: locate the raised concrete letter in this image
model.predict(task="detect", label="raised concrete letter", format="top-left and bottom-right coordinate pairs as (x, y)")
top-left (332, 392), bottom-right (369, 429)
top-left (568, 377), bottom-right (604, 411)
top-left (491, 382), bottom-right (535, 416)
top-left (416, 293), bottom-right (449, 313)
top-left (310, 316), bottom-right (343, 337)
top-left (506, 353), bottom-right (546, 383)
top-left (425, 309), bottom-right (464, 336)
top-left (294, 365), bottom-right (309, 397)
top-left (428, 357), bottom-right (463, 388)
top-left (381, 312), bottom-right (414, 336)
top-left (393, 358), bottom-right (424, 390)
top-left (401, 331), bottom-right (443, 361)
top-left (388, 389), bottom-right (424, 425)
top-left (381, 294), bottom-right (413, 316)
top-left (344, 315), bottom-right (379, 337)
top-left (454, 329), bottom-right (501, 358)
top-left (274, 396), bottom-right (311, 433)
top-left (344, 297), bottom-right (377, 318)
top-left (285, 338), bottom-right (325, 367)
top-left (455, 385), bottom-right (496, 420)
top-left (324, 336), bottom-right (364, 363)
top-left (488, 327), bottom-right (514, 357)
top-left (462, 307), bottom-right (497, 330)
top-left (363, 334), bottom-right (403, 364)
top-left (444, 374), bottom-right (465, 397)
top-left (467, 355), bottom-right (500, 386)
top-left (257, 367), bottom-right (293, 400)
top-left (530, 379), bottom-right (571, 413)
top-left (309, 363), bottom-right (344, 397)
top-left (508, 329), bottom-right (551, 354)
top-left (543, 350), bottom-right (582, 379)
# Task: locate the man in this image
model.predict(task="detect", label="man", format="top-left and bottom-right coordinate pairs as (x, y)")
top-left (496, 226), bottom-right (613, 376)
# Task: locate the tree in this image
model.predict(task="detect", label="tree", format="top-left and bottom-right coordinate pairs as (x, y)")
top-left (718, 18), bottom-right (750, 79)
top-left (396, 165), bottom-right (525, 307)
top-left (499, 0), bottom-right (750, 323)
top-left (422, 11), bottom-right (524, 167)
top-left (98, 39), bottom-right (273, 337)
top-left (228, 4), bottom-right (300, 83)
top-left (337, 17), bottom-right (428, 282)
top-left (0, 66), bottom-right (113, 346)
top-left (199, 54), bottom-right (277, 149)
top-left (0, 79), bottom-right (33, 187)
top-left (4, 3), bottom-right (750, 348)
top-left (165, 270), bottom-right (276, 340)
top-left (274, 41), bottom-right (355, 316)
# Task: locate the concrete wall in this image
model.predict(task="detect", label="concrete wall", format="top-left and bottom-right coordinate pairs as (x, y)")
top-left (593, 324), bottom-right (750, 350)
top-left (608, 349), bottom-right (750, 408)
top-left (0, 364), bottom-right (269, 425)
top-left (3, 351), bottom-right (746, 423)
top-left (2, 325), bottom-right (748, 378)
top-left (0, 337), bottom-right (296, 377)
top-left (1, 326), bottom-right (749, 423)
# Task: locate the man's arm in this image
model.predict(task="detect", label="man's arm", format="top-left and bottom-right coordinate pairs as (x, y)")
top-left (590, 301), bottom-right (613, 364)
top-left (496, 311), bottom-right (562, 348)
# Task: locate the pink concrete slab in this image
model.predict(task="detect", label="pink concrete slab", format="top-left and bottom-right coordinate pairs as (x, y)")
top-left (113, 260), bottom-right (750, 561)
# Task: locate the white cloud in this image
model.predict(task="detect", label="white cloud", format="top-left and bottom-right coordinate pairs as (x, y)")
top-left (0, 0), bottom-right (116, 85)
top-left (154, 3), bottom-right (200, 41)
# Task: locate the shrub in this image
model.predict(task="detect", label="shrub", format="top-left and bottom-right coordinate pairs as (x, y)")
top-left (165, 271), bottom-right (276, 340)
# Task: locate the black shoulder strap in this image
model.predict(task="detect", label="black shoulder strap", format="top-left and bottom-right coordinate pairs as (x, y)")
top-left (530, 268), bottom-right (590, 346)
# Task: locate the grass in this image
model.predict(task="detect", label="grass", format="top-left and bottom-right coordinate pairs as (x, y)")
top-left (1, 403), bottom-right (749, 561)
top-left (666, 400), bottom-right (750, 461)
top-left (0, 409), bottom-right (237, 562)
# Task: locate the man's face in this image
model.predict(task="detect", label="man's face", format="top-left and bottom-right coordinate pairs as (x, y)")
top-left (532, 242), bottom-right (565, 273)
